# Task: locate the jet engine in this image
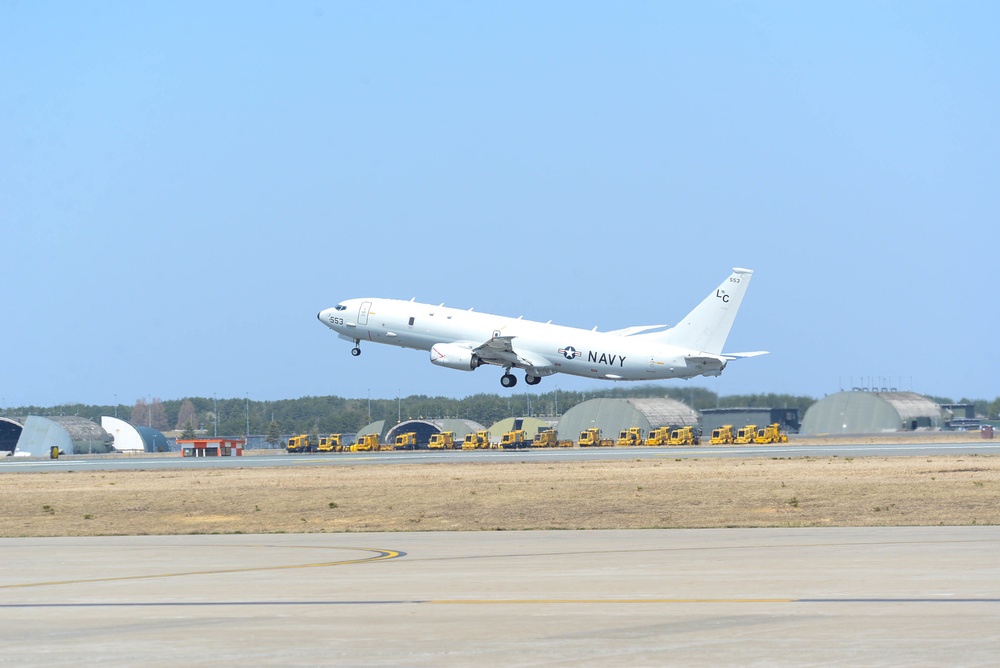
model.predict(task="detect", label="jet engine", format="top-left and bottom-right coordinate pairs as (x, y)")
top-left (430, 343), bottom-right (482, 371)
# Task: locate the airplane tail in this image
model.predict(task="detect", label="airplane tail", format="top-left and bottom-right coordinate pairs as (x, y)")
top-left (651, 268), bottom-right (756, 355)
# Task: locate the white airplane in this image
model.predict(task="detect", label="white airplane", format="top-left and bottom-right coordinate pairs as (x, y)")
top-left (317, 268), bottom-right (766, 388)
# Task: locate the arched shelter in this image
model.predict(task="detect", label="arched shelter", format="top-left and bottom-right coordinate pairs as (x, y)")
top-left (0, 417), bottom-right (24, 455)
top-left (555, 398), bottom-right (699, 441)
top-left (800, 391), bottom-right (944, 434)
top-left (14, 416), bottom-right (114, 456)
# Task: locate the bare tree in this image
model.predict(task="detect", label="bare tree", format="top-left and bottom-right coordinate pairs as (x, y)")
top-left (176, 399), bottom-right (199, 431)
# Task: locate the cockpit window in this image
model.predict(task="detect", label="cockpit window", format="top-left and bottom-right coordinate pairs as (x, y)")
top-left (335, 304), bottom-right (347, 311)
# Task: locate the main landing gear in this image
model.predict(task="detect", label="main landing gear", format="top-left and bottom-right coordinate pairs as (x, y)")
top-left (499, 371), bottom-right (543, 388)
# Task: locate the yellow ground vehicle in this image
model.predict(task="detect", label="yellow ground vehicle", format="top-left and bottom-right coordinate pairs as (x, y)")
top-left (286, 434), bottom-right (311, 453)
top-left (709, 425), bottom-right (734, 445)
top-left (532, 430), bottom-right (574, 447)
top-left (645, 427), bottom-right (671, 446)
top-left (462, 430), bottom-right (491, 450)
top-left (532, 429), bottom-right (557, 448)
top-left (317, 434), bottom-right (344, 453)
top-left (616, 427), bottom-right (644, 447)
top-left (734, 424), bottom-right (758, 445)
top-left (351, 433), bottom-right (381, 452)
top-left (428, 431), bottom-right (456, 449)
top-left (500, 429), bottom-right (529, 449)
top-left (579, 428), bottom-right (614, 447)
top-left (394, 432), bottom-right (419, 450)
top-left (755, 423), bottom-right (789, 444)
top-left (667, 426), bottom-right (700, 446)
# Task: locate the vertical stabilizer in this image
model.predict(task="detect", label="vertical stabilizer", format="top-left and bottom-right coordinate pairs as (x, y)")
top-left (657, 268), bottom-right (755, 354)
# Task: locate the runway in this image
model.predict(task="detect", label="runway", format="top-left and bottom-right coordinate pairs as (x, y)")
top-left (3, 528), bottom-right (999, 666)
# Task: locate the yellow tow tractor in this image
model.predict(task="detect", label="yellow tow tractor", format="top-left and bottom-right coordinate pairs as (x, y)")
top-left (287, 434), bottom-right (312, 453)
top-left (394, 432), bottom-right (419, 450)
top-left (754, 423), bottom-right (789, 444)
top-left (462, 430), bottom-right (492, 450)
top-left (579, 428), bottom-right (614, 447)
top-left (532, 430), bottom-right (574, 447)
top-left (667, 426), bottom-right (700, 446)
top-left (532, 429), bottom-right (557, 448)
top-left (428, 431), bottom-right (457, 449)
top-left (645, 427), bottom-right (671, 446)
top-left (734, 425), bottom-right (758, 445)
top-left (317, 434), bottom-right (344, 453)
top-left (616, 427), bottom-right (645, 447)
top-left (710, 425), bottom-right (734, 445)
top-left (500, 429), bottom-right (529, 449)
top-left (350, 433), bottom-right (381, 452)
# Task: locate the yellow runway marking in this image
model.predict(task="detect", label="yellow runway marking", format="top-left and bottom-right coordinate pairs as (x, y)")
top-left (0, 547), bottom-right (403, 590)
top-left (429, 598), bottom-right (795, 605)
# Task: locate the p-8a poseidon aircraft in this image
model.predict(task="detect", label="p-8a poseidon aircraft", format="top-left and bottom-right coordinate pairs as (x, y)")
top-left (317, 268), bottom-right (766, 388)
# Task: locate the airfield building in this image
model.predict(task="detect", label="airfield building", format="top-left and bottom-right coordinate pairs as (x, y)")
top-left (800, 391), bottom-right (944, 434)
top-left (555, 397), bottom-right (699, 442)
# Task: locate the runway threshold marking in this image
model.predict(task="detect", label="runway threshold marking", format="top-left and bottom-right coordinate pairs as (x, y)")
top-left (0, 547), bottom-right (404, 590)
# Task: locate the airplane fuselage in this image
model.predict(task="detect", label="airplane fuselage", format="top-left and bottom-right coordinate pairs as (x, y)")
top-left (318, 268), bottom-right (763, 388)
top-left (318, 298), bottom-right (718, 382)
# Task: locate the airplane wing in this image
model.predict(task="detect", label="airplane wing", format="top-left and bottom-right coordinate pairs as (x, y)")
top-left (472, 336), bottom-right (557, 376)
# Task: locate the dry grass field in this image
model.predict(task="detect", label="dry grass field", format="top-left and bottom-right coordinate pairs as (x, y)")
top-left (2, 451), bottom-right (999, 537)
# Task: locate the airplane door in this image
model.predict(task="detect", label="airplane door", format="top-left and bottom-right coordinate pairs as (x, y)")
top-left (358, 301), bottom-right (371, 325)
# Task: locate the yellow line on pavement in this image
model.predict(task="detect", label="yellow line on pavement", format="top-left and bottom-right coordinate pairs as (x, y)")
top-left (1, 547), bottom-right (403, 590)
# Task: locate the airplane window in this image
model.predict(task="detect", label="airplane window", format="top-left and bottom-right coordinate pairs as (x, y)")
top-left (335, 305), bottom-right (347, 311)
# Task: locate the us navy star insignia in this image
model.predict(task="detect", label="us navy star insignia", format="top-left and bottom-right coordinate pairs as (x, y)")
top-left (558, 346), bottom-right (581, 360)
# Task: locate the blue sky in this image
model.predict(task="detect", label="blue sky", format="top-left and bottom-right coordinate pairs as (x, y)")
top-left (2, 1), bottom-right (997, 408)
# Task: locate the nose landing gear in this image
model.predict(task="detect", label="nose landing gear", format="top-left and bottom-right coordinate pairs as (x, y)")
top-left (351, 339), bottom-right (361, 356)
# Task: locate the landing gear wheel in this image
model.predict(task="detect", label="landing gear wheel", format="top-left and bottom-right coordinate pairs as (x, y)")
top-left (351, 347), bottom-right (362, 357)
top-left (525, 374), bottom-right (541, 386)
top-left (500, 373), bottom-right (517, 388)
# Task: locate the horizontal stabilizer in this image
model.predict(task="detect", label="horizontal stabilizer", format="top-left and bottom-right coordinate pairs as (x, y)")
top-left (721, 351), bottom-right (769, 360)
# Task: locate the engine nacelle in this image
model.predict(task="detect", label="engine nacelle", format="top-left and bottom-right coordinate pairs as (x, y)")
top-left (430, 343), bottom-right (482, 371)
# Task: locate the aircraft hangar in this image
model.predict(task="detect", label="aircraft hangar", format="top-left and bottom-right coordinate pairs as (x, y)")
top-left (800, 391), bottom-right (944, 434)
top-left (383, 418), bottom-right (486, 446)
top-left (555, 398), bottom-right (699, 442)
top-left (487, 416), bottom-right (556, 441)
top-left (14, 416), bottom-right (115, 456)
top-left (101, 416), bottom-right (171, 453)
top-left (0, 417), bottom-right (22, 455)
